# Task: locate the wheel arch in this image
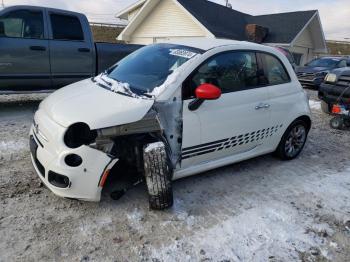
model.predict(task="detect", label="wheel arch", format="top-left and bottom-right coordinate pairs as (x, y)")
top-left (293, 115), bottom-right (312, 132)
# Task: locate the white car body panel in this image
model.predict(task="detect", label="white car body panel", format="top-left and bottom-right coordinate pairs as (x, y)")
top-left (31, 109), bottom-right (113, 201)
top-left (30, 39), bottom-right (312, 201)
top-left (40, 78), bottom-right (154, 129)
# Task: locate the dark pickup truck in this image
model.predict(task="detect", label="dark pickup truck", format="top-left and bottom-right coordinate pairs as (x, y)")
top-left (0, 6), bottom-right (142, 93)
top-left (318, 68), bottom-right (350, 113)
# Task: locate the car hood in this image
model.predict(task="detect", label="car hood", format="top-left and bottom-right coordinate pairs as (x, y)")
top-left (297, 66), bottom-right (330, 74)
top-left (40, 79), bottom-right (154, 129)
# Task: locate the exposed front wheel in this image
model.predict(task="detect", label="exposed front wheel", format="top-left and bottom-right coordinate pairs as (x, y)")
top-left (275, 120), bottom-right (309, 160)
top-left (143, 142), bottom-right (173, 210)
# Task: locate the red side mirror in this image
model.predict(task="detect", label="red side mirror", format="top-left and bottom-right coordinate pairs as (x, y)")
top-left (195, 83), bottom-right (221, 100)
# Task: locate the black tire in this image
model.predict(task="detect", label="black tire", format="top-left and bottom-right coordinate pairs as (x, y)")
top-left (321, 101), bottom-right (331, 114)
top-left (330, 116), bottom-right (344, 130)
top-left (143, 142), bottom-right (173, 210)
top-left (275, 120), bottom-right (309, 160)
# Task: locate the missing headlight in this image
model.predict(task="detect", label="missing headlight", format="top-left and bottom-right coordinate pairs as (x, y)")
top-left (64, 123), bottom-right (97, 149)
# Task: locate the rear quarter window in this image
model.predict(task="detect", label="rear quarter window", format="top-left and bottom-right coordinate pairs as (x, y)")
top-left (261, 53), bottom-right (290, 86)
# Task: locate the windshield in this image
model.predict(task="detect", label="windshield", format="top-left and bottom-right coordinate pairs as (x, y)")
top-left (307, 58), bottom-right (340, 68)
top-left (107, 43), bottom-right (203, 95)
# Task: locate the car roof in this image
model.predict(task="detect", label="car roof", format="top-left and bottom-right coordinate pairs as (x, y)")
top-left (318, 56), bottom-right (344, 60)
top-left (1, 5), bottom-right (83, 17)
top-left (160, 38), bottom-right (267, 51)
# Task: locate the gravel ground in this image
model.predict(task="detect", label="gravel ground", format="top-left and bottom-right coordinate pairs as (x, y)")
top-left (0, 91), bottom-right (350, 262)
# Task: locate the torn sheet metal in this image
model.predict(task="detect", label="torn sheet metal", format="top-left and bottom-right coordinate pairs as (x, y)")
top-left (153, 86), bottom-right (183, 169)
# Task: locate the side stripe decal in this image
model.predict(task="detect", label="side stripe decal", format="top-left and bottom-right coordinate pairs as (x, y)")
top-left (182, 124), bottom-right (283, 160)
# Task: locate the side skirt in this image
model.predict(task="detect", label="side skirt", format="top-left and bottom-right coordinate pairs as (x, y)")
top-left (173, 146), bottom-right (275, 180)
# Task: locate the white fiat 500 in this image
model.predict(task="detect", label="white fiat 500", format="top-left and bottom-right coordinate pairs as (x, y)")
top-left (30, 39), bottom-right (311, 209)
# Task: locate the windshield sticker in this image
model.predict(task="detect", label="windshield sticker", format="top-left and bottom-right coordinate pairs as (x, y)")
top-left (169, 49), bottom-right (197, 59)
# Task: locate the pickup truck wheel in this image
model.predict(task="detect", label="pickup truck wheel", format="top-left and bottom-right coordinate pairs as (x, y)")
top-left (143, 142), bottom-right (173, 210)
top-left (321, 101), bottom-right (331, 114)
top-left (275, 120), bottom-right (308, 160)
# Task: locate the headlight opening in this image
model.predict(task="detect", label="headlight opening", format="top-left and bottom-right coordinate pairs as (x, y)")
top-left (64, 123), bottom-right (97, 148)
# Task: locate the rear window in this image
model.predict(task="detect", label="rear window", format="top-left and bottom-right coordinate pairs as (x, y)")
top-left (50, 14), bottom-right (84, 41)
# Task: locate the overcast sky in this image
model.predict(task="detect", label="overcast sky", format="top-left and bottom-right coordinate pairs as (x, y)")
top-left (3, 0), bottom-right (350, 40)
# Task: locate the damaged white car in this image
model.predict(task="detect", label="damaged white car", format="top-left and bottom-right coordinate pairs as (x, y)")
top-left (30, 39), bottom-right (311, 209)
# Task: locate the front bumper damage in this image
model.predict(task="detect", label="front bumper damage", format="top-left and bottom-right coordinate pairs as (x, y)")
top-left (30, 90), bottom-right (183, 201)
top-left (30, 110), bottom-right (118, 202)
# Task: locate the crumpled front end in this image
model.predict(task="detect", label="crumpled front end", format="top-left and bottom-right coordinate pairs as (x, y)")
top-left (30, 109), bottom-right (116, 201)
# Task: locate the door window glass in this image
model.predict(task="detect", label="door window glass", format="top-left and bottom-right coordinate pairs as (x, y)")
top-left (0, 10), bottom-right (44, 39)
top-left (188, 52), bottom-right (260, 96)
top-left (261, 53), bottom-right (290, 85)
top-left (50, 14), bottom-right (84, 41)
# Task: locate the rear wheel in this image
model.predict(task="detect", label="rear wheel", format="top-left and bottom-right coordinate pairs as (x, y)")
top-left (275, 120), bottom-right (309, 160)
top-left (143, 142), bottom-right (173, 210)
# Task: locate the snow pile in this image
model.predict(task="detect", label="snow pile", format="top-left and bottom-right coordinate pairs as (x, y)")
top-left (0, 140), bottom-right (27, 153)
top-left (309, 100), bottom-right (321, 110)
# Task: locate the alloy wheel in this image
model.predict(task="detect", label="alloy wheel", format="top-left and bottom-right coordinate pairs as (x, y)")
top-left (284, 125), bottom-right (306, 158)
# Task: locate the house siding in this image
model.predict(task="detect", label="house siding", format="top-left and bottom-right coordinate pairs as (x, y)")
top-left (128, 7), bottom-right (141, 21)
top-left (129, 0), bottom-right (208, 44)
top-left (290, 26), bottom-right (315, 65)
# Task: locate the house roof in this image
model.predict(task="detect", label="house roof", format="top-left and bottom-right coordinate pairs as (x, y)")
top-left (115, 0), bottom-right (146, 20)
top-left (247, 11), bottom-right (317, 43)
top-left (177, 0), bottom-right (248, 41)
top-left (177, 0), bottom-right (317, 44)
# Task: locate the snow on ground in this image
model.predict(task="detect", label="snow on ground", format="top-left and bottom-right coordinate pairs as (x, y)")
top-left (309, 100), bottom-right (321, 111)
top-left (149, 167), bottom-right (350, 261)
top-left (0, 90), bottom-right (350, 261)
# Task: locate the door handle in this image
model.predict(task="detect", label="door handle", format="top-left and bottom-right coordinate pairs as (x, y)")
top-left (30, 46), bottom-right (46, 51)
top-left (255, 103), bottom-right (270, 110)
top-left (78, 48), bottom-right (91, 53)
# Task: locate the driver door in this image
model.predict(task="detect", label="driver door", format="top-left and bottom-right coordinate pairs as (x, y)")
top-left (181, 51), bottom-right (272, 168)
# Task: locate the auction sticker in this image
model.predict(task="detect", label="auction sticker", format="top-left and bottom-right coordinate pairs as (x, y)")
top-left (169, 49), bottom-right (197, 59)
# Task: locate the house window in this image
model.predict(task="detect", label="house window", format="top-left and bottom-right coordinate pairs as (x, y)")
top-left (292, 53), bottom-right (303, 66)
